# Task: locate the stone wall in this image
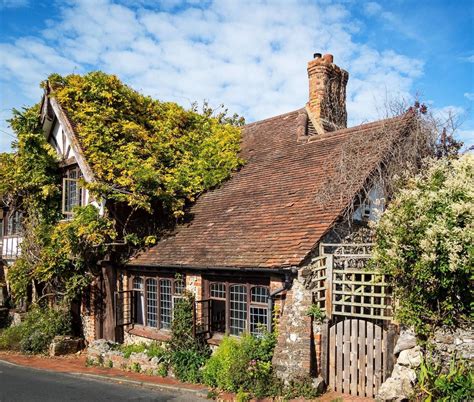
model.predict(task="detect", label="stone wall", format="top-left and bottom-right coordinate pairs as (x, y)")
top-left (377, 327), bottom-right (474, 401)
top-left (272, 271), bottom-right (314, 382)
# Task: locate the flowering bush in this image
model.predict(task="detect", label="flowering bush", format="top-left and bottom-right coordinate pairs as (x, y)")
top-left (373, 155), bottom-right (473, 336)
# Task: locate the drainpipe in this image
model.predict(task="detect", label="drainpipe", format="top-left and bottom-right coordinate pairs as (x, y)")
top-left (267, 268), bottom-right (297, 332)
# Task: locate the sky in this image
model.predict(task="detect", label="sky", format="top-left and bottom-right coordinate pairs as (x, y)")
top-left (0, 0), bottom-right (473, 152)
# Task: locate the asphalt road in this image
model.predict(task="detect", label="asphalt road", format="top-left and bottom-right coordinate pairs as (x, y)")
top-left (0, 360), bottom-right (206, 402)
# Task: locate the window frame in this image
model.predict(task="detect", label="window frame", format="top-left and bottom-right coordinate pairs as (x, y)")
top-left (62, 167), bottom-right (83, 216)
top-left (208, 280), bottom-right (270, 336)
top-left (129, 274), bottom-right (185, 331)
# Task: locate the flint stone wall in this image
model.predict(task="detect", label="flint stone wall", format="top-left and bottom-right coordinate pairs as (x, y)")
top-left (87, 339), bottom-right (169, 376)
top-left (377, 327), bottom-right (474, 401)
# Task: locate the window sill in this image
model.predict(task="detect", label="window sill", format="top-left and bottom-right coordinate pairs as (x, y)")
top-left (126, 325), bottom-right (172, 342)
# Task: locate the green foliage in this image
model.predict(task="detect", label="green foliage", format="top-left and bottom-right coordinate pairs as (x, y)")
top-left (0, 324), bottom-right (23, 351)
top-left (417, 355), bottom-right (473, 401)
top-left (306, 304), bottom-right (325, 323)
top-left (282, 376), bottom-right (321, 400)
top-left (3, 72), bottom-right (243, 303)
top-left (372, 155), bottom-right (473, 336)
top-left (0, 305), bottom-right (71, 354)
top-left (48, 71), bottom-right (243, 215)
top-left (119, 343), bottom-right (147, 358)
top-left (202, 331), bottom-right (279, 398)
top-left (9, 206), bottom-right (117, 300)
top-left (169, 290), bottom-right (210, 383)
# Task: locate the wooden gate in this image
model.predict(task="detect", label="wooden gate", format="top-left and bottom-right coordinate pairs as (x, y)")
top-left (327, 318), bottom-right (396, 398)
top-left (314, 244), bottom-right (398, 398)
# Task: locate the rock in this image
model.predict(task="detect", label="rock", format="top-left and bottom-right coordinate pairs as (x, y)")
top-left (49, 336), bottom-right (83, 356)
top-left (312, 376), bottom-right (326, 394)
top-left (391, 364), bottom-right (417, 384)
top-left (376, 376), bottom-right (412, 401)
top-left (397, 346), bottom-right (422, 368)
top-left (394, 330), bottom-right (416, 355)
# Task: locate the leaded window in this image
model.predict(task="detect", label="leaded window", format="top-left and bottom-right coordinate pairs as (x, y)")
top-left (249, 286), bottom-right (269, 335)
top-left (208, 282), bottom-right (270, 336)
top-left (230, 285), bottom-right (247, 335)
top-left (210, 283), bottom-right (226, 299)
top-left (160, 279), bottom-right (172, 329)
top-left (62, 168), bottom-right (82, 216)
top-left (131, 276), bottom-right (185, 330)
top-left (146, 278), bottom-right (158, 328)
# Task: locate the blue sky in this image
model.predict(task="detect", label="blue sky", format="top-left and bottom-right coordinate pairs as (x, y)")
top-left (0, 0), bottom-right (473, 152)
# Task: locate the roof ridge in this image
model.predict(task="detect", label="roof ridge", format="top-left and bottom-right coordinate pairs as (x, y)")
top-left (243, 108), bottom-right (304, 129)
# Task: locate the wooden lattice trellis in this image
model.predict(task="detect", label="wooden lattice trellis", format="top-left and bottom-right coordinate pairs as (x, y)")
top-left (312, 243), bottom-right (393, 321)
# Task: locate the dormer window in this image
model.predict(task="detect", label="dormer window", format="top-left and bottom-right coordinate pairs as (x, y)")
top-left (62, 167), bottom-right (83, 216)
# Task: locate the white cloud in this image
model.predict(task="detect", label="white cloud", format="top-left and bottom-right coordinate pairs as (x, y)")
top-left (0, 0), bottom-right (429, 151)
top-left (464, 92), bottom-right (474, 101)
top-left (0, 0), bottom-right (28, 10)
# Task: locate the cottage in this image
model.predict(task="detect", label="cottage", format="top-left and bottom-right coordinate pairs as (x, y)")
top-left (1, 54), bottom-right (423, 397)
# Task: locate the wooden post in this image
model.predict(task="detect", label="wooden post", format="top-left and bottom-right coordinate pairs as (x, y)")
top-left (320, 319), bottom-right (329, 383)
top-left (325, 254), bottom-right (333, 319)
top-left (384, 323), bottom-right (398, 380)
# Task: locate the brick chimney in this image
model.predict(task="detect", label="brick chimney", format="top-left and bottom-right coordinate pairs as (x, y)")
top-left (306, 53), bottom-right (348, 133)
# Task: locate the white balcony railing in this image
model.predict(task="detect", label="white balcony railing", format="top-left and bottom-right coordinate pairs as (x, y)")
top-left (1, 235), bottom-right (22, 260)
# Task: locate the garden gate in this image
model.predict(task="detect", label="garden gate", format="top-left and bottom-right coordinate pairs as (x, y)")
top-left (314, 244), bottom-right (397, 398)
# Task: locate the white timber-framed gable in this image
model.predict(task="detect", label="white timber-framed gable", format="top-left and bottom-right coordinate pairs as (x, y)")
top-left (40, 88), bottom-right (105, 216)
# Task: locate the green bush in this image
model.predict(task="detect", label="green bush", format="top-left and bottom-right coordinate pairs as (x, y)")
top-left (373, 155), bottom-right (473, 336)
top-left (171, 348), bottom-right (208, 383)
top-left (417, 355), bottom-right (473, 401)
top-left (202, 331), bottom-right (280, 397)
top-left (0, 325), bottom-right (23, 351)
top-left (0, 306), bottom-right (71, 354)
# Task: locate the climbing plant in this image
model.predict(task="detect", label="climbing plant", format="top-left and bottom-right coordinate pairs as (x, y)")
top-left (2, 71), bottom-right (243, 302)
top-left (372, 154), bottom-right (473, 337)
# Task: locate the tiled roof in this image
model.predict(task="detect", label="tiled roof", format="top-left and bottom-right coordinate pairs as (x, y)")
top-left (128, 108), bottom-right (414, 269)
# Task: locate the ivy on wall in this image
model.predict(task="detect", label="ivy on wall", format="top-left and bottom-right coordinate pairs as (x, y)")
top-left (1, 72), bottom-right (243, 302)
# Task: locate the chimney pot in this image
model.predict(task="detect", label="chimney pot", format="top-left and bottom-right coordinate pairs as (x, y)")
top-left (313, 53), bottom-right (322, 59)
top-left (322, 54), bottom-right (333, 63)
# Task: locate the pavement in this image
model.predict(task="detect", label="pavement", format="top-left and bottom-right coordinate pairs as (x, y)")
top-left (0, 352), bottom-right (372, 401)
top-left (0, 353), bottom-right (208, 402)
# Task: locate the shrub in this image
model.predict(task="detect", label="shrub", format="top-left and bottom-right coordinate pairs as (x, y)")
top-left (417, 355), bottom-right (473, 401)
top-left (0, 305), bottom-right (71, 354)
top-left (202, 331), bottom-right (279, 397)
top-left (373, 155), bottom-right (473, 336)
top-left (0, 325), bottom-right (23, 351)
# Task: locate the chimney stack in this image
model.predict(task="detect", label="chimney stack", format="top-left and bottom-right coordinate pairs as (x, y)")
top-left (306, 53), bottom-right (348, 133)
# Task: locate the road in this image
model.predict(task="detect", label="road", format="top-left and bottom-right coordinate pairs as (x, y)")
top-left (0, 360), bottom-right (206, 402)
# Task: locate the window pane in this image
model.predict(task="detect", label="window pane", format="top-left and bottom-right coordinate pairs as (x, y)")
top-left (146, 279), bottom-right (158, 328)
top-left (230, 285), bottom-right (247, 335)
top-left (251, 286), bottom-right (269, 304)
top-left (250, 306), bottom-right (268, 335)
top-left (174, 279), bottom-right (185, 295)
top-left (133, 277), bottom-right (143, 291)
top-left (210, 283), bottom-right (226, 299)
top-left (160, 279), bottom-right (172, 329)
